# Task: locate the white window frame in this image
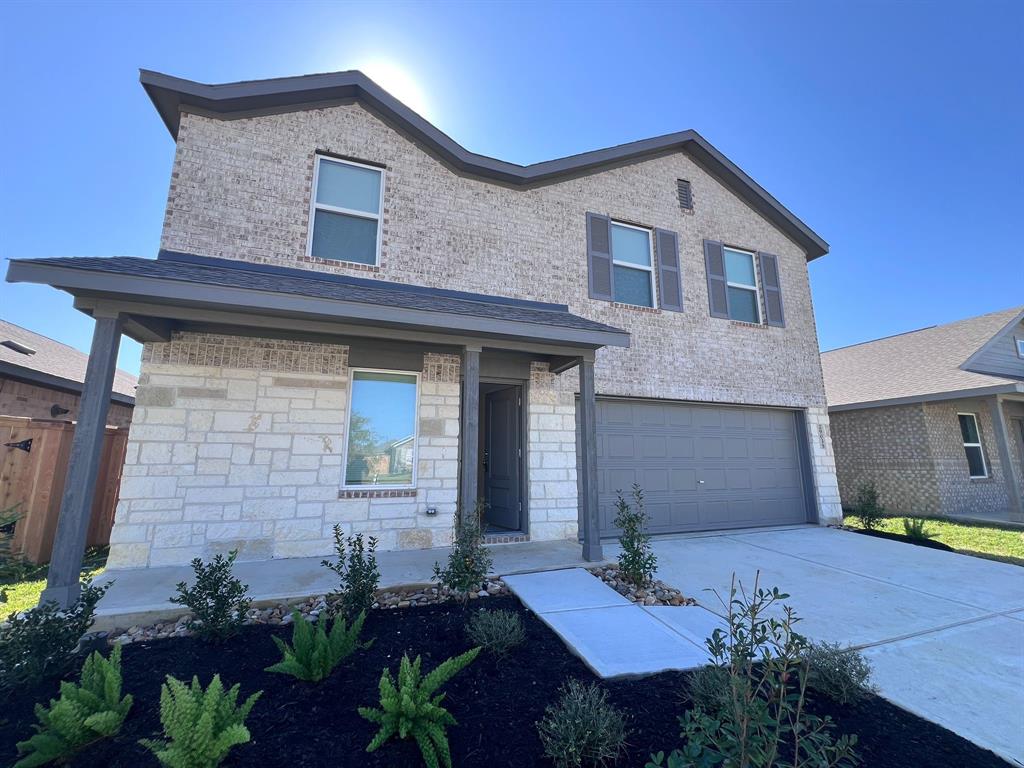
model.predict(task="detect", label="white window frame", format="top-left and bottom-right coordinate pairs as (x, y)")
top-left (723, 246), bottom-right (762, 324)
top-left (610, 221), bottom-right (657, 309)
top-left (341, 368), bottom-right (420, 490)
top-left (306, 155), bottom-right (385, 267)
top-left (957, 412), bottom-right (988, 479)
top-left (1015, 337), bottom-right (1024, 359)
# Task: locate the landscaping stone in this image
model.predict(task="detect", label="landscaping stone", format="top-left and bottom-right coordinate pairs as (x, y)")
top-left (588, 565), bottom-right (696, 607)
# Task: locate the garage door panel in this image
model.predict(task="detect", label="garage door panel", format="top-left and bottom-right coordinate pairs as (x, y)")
top-left (667, 436), bottom-right (694, 458)
top-left (698, 437), bottom-right (724, 459)
top-left (724, 437), bottom-right (749, 458)
top-left (670, 468), bottom-right (698, 491)
top-left (640, 435), bottom-right (666, 458)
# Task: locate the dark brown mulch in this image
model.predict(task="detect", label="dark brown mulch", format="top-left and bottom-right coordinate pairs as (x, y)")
top-left (1, 596), bottom-right (1009, 767)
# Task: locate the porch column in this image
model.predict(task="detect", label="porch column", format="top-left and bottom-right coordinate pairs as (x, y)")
top-left (989, 396), bottom-right (1024, 522)
top-left (40, 312), bottom-right (123, 608)
top-left (577, 355), bottom-right (603, 561)
top-left (459, 345), bottom-right (481, 524)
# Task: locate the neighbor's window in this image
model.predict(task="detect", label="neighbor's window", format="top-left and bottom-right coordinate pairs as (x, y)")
top-left (343, 370), bottom-right (418, 488)
top-left (309, 156), bottom-right (383, 265)
top-left (611, 222), bottom-right (656, 308)
top-left (1016, 337), bottom-right (1024, 358)
top-left (723, 247), bottom-right (761, 323)
top-left (957, 413), bottom-right (987, 479)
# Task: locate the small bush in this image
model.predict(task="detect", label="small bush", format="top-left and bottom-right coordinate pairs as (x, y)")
top-left (433, 505), bottom-right (493, 603)
top-left (266, 609), bottom-right (372, 682)
top-left (902, 518), bottom-right (935, 542)
top-left (0, 578), bottom-right (110, 691)
top-left (614, 484), bottom-right (657, 587)
top-left (684, 664), bottom-right (730, 713)
top-left (537, 679), bottom-right (628, 768)
top-left (466, 609), bottom-right (525, 656)
top-left (14, 645), bottom-right (133, 767)
top-left (853, 481), bottom-right (884, 531)
top-left (805, 641), bottom-right (877, 705)
top-left (321, 526), bottom-right (380, 619)
top-left (359, 647), bottom-right (480, 768)
top-left (170, 550), bottom-right (251, 642)
top-left (140, 674), bottom-right (261, 768)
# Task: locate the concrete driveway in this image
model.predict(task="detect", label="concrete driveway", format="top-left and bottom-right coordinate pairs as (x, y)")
top-left (625, 526), bottom-right (1024, 766)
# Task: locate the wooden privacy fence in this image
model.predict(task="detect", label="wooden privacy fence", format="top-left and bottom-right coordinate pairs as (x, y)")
top-left (0, 416), bottom-right (128, 564)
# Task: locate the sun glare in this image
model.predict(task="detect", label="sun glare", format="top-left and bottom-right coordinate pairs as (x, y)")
top-left (358, 59), bottom-right (433, 120)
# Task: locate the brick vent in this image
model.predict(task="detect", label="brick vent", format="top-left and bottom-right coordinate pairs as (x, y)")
top-left (338, 489), bottom-right (418, 499)
top-left (483, 532), bottom-right (530, 545)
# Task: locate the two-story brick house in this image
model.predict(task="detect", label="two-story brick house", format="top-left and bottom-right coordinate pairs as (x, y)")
top-left (6, 70), bottom-right (841, 604)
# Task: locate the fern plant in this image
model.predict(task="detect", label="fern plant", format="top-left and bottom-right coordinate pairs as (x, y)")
top-left (140, 674), bottom-right (261, 768)
top-left (265, 609), bottom-right (372, 682)
top-left (358, 647), bottom-right (481, 768)
top-left (14, 646), bottom-right (133, 768)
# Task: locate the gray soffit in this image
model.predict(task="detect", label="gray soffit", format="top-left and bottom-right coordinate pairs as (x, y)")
top-left (139, 69), bottom-right (829, 261)
top-left (5, 254), bottom-right (630, 350)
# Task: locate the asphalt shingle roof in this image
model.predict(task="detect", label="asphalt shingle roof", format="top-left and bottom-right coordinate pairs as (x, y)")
top-left (0, 319), bottom-right (138, 399)
top-left (821, 306), bottom-right (1024, 408)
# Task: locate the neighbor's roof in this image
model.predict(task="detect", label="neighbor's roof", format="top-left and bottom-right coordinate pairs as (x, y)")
top-left (821, 306), bottom-right (1024, 410)
top-left (0, 319), bottom-right (138, 403)
top-left (139, 69), bottom-right (829, 260)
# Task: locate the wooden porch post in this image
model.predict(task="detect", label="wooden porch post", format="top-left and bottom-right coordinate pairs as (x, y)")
top-left (40, 312), bottom-right (122, 608)
top-left (577, 355), bottom-right (603, 561)
top-left (459, 345), bottom-right (481, 523)
top-left (989, 396), bottom-right (1024, 523)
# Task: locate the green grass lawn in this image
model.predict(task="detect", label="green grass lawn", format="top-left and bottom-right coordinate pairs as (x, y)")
top-left (0, 548), bottom-right (107, 618)
top-left (845, 514), bottom-right (1024, 565)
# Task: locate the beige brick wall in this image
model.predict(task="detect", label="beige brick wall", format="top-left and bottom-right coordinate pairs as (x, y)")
top-left (0, 376), bottom-right (133, 428)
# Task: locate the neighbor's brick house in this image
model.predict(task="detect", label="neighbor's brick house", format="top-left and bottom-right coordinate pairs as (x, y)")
top-left (6, 69), bottom-right (843, 584)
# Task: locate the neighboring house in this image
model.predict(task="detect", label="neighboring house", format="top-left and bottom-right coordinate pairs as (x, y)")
top-left (822, 307), bottom-right (1024, 522)
top-left (0, 319), bottom-right (137, 427)
top-left (5, 69), bottom-right (842, 582)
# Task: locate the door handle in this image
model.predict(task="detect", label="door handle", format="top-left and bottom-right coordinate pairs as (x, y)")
top-left (698, 480), bottom-right (705, 484)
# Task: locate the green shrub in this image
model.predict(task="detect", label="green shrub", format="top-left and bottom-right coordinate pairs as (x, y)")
top-left (683, 664), bottom-right (730, 713)
top-left (170, 550), bottom-right (251, 642)
top-left (647, 573), bottom-right (858, 768)
top-left (537, 679), bottom-right (628, 768)
top-left (0, 577), bottom-right (110, 691)
top-left (902, 518), bottom-right (935, 542)
top-left (140, 674), bottom-right (261, 768)
top-left (14, 645), bottom-right (133, 767)
top-left (805, 641), bottom-right (877, 705)
top-left (320, 526), bottom-right (380, 619)
top-left (433, 505), bottom-right (493, 603)
top-left (265, 609), bottom-right (372, 682)
top-left (465, 609), bottom-right (525, 656)
top-left (358, 647), bottom-right (480, 768)
top-left (853, 481), bottom-right (884, 531)
top-left (613, 484), bottom-right (657, 587)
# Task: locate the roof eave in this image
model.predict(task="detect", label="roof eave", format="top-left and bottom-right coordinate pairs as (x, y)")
top-left (827, 382), bottom-right (1024, 412)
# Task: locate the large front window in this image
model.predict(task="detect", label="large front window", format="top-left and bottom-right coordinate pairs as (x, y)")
top-left (611, 222), bottom-right (655, 308)
top-left (309, 156), bottom-right (383, 265)
top-left (343, 370), bottom-right (418, 488)
top-left (957, 413), bottom-right (987, 479)
top-left (723, 247), bottom-right (760, 323)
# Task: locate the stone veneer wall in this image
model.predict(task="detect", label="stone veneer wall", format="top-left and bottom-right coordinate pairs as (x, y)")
top-left (0, 376), bottom-right (133, 428)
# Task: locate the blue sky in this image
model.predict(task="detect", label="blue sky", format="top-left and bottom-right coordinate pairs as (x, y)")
top-left (1, 1), bottom-right (1021, 375)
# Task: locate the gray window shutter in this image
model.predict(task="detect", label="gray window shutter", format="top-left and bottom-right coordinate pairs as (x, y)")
top-left (655, 228), bottom-right (683, 312)
top-left (586, 212), bottom-right (614, 301)
top-left (703, 239), bottom-right (729, 318)
top-left (757, 252), bottom-right (785, 327)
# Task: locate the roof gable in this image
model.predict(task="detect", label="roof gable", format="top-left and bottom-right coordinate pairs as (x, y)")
top-left (961, 308), bottom-right (1024, 379)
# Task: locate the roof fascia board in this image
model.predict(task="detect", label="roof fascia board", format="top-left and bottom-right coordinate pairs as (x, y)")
top-left (0, 361), bottom-right (135, 406)
top-left (959, 307), bottom-right (1024, 374)
top-left (827, 383), bottom-right (1024, 412)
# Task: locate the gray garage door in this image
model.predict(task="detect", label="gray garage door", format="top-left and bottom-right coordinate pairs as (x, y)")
top-left (596, 399), bottom-right (809, 536)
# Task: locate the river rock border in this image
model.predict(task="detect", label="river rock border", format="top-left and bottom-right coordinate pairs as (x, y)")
top-left (588, 566), bottom-right (695, 607)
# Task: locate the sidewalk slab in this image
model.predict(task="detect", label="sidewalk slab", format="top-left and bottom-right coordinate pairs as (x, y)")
top-left (502, 568), bottom-right (631, 613)
top-left (645, 605), bottom-right (726, 656)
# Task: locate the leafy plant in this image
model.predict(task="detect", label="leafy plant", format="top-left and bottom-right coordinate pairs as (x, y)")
top-left (613, 484), bottom-right (657, 587)
top-left (320, 526), bottom-right (380, 619)
top-left (853, 481), bottom-right (884, 531)
top-left (0, 577), bottom-right (110, 691)
top-left (433, 504), bottom-right (493, 604)
top-left (465, 608), bottom-right (525, 656)
top-left (537, 679), bottom-right (628, 768)
top-left (683, 664), bottom-right (731, 713)
top-left (647, 573), bottom-right (858, 768)
top-left (14, 645), bottom-right (133, 767)
top-left (902, 518), bottom-right (935, 542)
top-left (805, 641), bottom-right (877, 705)
top-left (140, 674), bottom-right (261, 768)
top-left (265, 609), bottom-right (372, 682)
top-left (358, 647), bottom-right (481, 768)
top-left (170, 550), bottom-right (251, 642)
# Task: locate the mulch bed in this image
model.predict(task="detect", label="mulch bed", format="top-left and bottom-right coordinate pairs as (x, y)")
top-left (848, 527), bottom-right (956, 551)
top-left (1, 596), bottom-right (1008, 768)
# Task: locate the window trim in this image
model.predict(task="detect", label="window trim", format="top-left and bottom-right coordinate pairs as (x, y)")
top-left (307, 155), bottom-right (385, 266)
top-left (341, 367), bottom-right (420, 490)
top-left (1015, 337), bottom-right (1024, 359)
top-left (610, 220), bottom-right (657, 309)
top-left (722, 245), bottom-right (762, 324)
top-left (957, 412), bottom-right (988, 479)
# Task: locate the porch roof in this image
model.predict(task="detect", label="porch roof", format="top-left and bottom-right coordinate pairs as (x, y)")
top-left (5, 251), bottom-right (630, 353)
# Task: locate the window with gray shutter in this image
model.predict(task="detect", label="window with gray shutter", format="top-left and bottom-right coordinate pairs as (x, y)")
top-left (655, 228), bottom-right (683, 312)
top-left (586, 212), bottom-right (614, 301)
top-left (757, 252), bottom-right (785, 327)
top-left (677, 179), bottom-right (693, 210)
top-left (703, 240), bottom-right (729, 318)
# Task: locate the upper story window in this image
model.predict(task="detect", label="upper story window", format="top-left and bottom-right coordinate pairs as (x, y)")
top-left (610, 222), bottom-right (656, 308)
top-left (957, 412), bottom-right (987, 479)
top-left (723, 247), bottom-right (761, 323)
top-left (308, 156), bottom-right (384, 266)
top-left (1016, 337), bottom-right (1024, 358)
top-left (343, 370), bottom-right (418, 488)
